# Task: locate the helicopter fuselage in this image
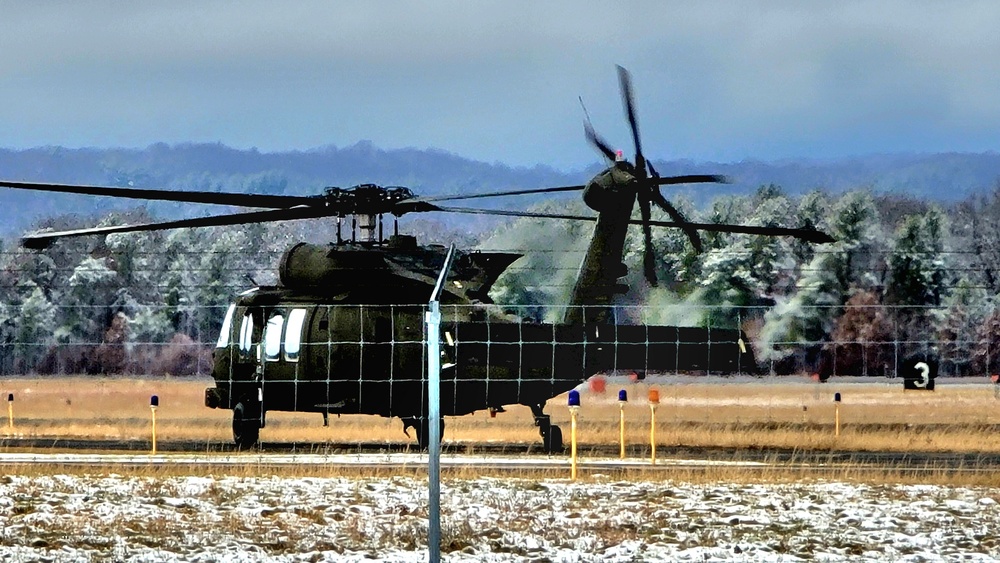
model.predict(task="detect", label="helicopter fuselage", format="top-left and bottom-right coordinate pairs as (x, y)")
top-left (204, 283), bottom-right (757, 421)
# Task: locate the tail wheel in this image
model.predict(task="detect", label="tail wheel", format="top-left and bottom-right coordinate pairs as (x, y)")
top-left (417, 418), bottom-right (445, 450)
top-left (233, 400), bottom-right (260, 449)
top-left (543, 425), bottom-right (564, 454)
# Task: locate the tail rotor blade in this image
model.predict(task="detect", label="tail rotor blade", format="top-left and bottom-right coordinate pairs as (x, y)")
top-left (584, 121), bottom-right (617, 162)
top-left (617, 65), bottom-right (643, 165)
top-left (580, 96), bottom-right (617, 162)
top-left (646, 159), bottom-right (702, 252)
top-left (637, 194), bottom-right (657, 286)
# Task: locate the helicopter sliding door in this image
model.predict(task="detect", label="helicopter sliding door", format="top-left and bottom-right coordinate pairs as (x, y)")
top-left (258, 307), bottom-right (313, 412)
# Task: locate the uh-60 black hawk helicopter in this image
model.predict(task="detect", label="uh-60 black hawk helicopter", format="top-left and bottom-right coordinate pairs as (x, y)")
top-left (1, 67), bottom-right (833, 452)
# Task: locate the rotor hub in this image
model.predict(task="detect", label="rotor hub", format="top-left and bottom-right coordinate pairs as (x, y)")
top-left (322, 184), bottom-right (416, 216)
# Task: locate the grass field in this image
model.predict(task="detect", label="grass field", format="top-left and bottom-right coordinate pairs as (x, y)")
top-left (3, 375), bottom-right (1000, 454)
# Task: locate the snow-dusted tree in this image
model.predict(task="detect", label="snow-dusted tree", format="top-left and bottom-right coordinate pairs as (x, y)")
top-left (951, 186), bottom-right (1000, 294)
top-left (15, 283), bottom-right (56, 372)
top-left (195, 225), bottom-right (268, 342)
top-left (935, 279), bottom-right (991, 376)
top-left (757, 191), bottom-right (882, 373)
top-left (643, 194), bottom-right (701, 293)
top-left (884, 208), bottom-right (949, 355)
top-left (160, 230), bottom-right (202, 335)
top-left (792, 191), bottom-right (831, 266)
top-left (974, 305), bottom-right (1000, 376)
top-left (55, 256), bottom-right (119, 345)
top-left (697, 237), bottom-right (764, 328)
top-left (885, 208), bottom-right (948, 308)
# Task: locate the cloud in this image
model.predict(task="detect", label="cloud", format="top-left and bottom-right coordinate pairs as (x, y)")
top-left (1, 1), bottom-right (999, 169)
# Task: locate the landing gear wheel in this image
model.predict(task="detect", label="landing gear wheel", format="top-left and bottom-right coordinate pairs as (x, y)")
top-left (232, 400), bottom-right (260, 450)
top-left (542, 425), bottom-right (564, 454)
top-left (530, 403), bottom-right (564, 454)
top-left (417, 418), bottom-right (445, 450)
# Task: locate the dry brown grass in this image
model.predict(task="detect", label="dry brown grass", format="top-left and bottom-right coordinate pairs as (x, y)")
top-left (3, 376), bottom-right (1000, 454)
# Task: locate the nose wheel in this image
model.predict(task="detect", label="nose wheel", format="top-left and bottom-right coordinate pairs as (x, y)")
top-left (232, 399), bottom-right (261, 450)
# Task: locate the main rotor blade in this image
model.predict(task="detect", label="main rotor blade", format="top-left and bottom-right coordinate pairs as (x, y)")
top-left (402, 184), bottom-right (586, 205)
top-left (617, 65), bottom-right (643, 166)
top-left (646, 220), bottom-right (836, 243)
top-left (655, 174), bottom-right (728, 186)
top-left (400, 175), bottom-right (725, 209)
top-left (0, 180), bottom-right (320, 209)
top-left (21, 205), bottom-right (337, 249)
top-left (431, 206), bottom-right (834, 243)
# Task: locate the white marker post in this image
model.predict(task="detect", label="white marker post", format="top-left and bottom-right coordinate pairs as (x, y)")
top-left (6, 394), bottom-right (12, 430)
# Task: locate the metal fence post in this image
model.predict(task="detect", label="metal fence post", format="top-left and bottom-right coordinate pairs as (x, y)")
top-left (426, 244), bottom-right (456, 563)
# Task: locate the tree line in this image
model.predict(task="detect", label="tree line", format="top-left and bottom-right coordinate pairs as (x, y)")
top-left (2, 184), bottom-right (1000, 377)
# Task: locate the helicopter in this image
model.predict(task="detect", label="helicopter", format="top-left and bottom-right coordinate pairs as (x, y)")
top-left (0, 67), bottom-right (835, 451)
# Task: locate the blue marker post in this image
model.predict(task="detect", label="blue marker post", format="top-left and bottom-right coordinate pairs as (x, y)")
top-left (568, 390), bottom-right (581, 480)
top-left (150, 395), bottom-right (159, 454)
top-left (618, 389), bottom-right (628, 459)
top-left (834, 392), bottom-right (842, 437)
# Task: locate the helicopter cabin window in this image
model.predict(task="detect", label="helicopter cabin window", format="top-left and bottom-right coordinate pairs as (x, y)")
top-left (284, 308), bottom-right (307, 362)
top-left (264, 313), bottom-right (284, 361)
top-left (238, 313), bottom-right (254, 359)
top-left (216, 304), bottom-right (236, 348)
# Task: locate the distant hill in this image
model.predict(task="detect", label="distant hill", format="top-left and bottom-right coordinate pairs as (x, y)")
top-left (0, 142), bottom-right (997, 238)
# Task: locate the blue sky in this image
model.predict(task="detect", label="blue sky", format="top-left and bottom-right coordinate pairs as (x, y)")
top-left (2, 1), bottom-right (999, 170)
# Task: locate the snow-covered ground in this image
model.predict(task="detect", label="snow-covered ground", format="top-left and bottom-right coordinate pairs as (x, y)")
top-left (1, 473), bottom-right (999, 562)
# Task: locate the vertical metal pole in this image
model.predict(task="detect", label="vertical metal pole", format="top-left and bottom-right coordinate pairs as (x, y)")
top-left (426, 302), bottom-right (441, 563)
top-left (426, 244), bottom-right (456, 563)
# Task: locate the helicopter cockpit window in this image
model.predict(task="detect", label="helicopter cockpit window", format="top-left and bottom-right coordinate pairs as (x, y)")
top-left (238, 313), bottom-right (254, 358)
top-left (284, 308), bottom-right (307, 362)
top-left (264, 313), bottom-right (284, 362)
top-left (216, 304), bottom-right (236, 348)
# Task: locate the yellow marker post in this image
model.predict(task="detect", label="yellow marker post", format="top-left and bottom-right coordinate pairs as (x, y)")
top-left (150, 395), bottom-right (159, 454)
top-left (618, 389), bottom-right (628, 459)
top-left (834, 392), bottom-right (841, 437)
top-left (568, 390), bottom-right (581, 480)
top-left (648, 388), bottom-right (660, 465)
top-left (6, 394), bottom-right (13, 430)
